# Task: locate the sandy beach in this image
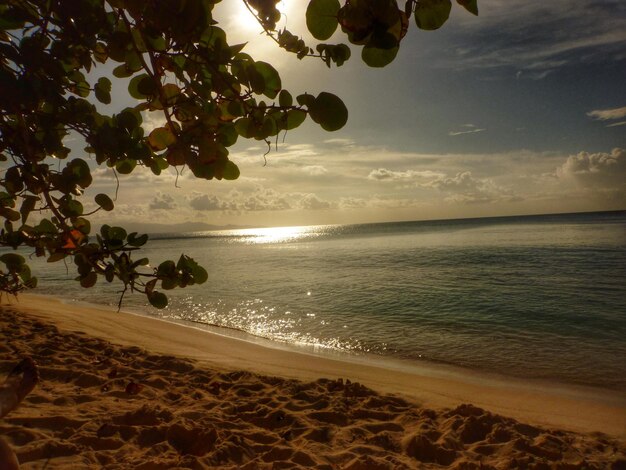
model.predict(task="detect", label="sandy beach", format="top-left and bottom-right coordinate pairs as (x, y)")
top-left (1, 294), bottom-right (625, 469)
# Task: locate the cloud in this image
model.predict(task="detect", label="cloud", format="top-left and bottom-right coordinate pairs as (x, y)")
top-left (556, 148), bottom-right (626, 187)
top-left (323, 138), bottom-right (356, 147)
top-left (587, 107), bottom-right (626, 128)
top-left (188, 193), bottom-right (238, 211)
top-left (368, 169), bottom-right (444, 181)
top-left (338, 197), bottom-right (368, 209)
top-left (186, 187), bottom-right (338, 213)
top-left (448, 124), bottom-right (487, 136)
top-left (426, 171), bottom-right (519, 204)
top-left (298, 193), bottom-right (333, 210)
top-left (301, 165), bottom-right (328, 176)
top-left (149, 192), bottom-right (177, 210)
top-left (444, 0), bottom-right (626, 77)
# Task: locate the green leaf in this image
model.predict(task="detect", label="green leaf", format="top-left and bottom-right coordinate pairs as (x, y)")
top-left (73, 217), bottom-right (91, 235)
top-left (94, 42), bottom-right (108, 63)
top-left (308, 92), bottom-right (348, 131)
top-left (47, 252), bottom-right (67, 263)
top-left (157, 260), bottom-right (176, 277)
top-left (148, 127), bottom-right (176, 151)
top-left (0, 208), bottom-right (21, 222)
top-left (248, 62), bottom-right (282, 99)
top-left (19, 196), bottom-right (38, 223)
top-left (80, 272), bottom-right (98, 288)
top-left (415, 0), bottom-right (452, 30)
top-left (457, 0), bottom-right (478, 15)
top-left (95, 77), bottom-right (112, 104)
top-left (296, 93), bottom-right (315, 107)
top-left (306, 0), bottom-right (341, 40)
top-left (362, 44), bottom-right (399, 67)
top-left (0, 253), bottom-right (24, 270)
top-left (128, 73), bottom-right (152, 99)
top-left (61, 199), bottom-right (83, 217)
top-left (148, 291), bottom-right (168, 309)
top-left (128, 232), bottom-right (149, 247)
top-left (235, 118), bottom-right (255, 138)
top-left (107, 226), bottom-right (127, 242)
top-left (222, 160), bottom-right (240, 180)
top-left (95, 193), bottom-right (114, 211)
top-left (116, 159), bottom-right (137, 174)
top-left (284, 109), bottom-right (307, 130)
top-left (278, 90), bottom-right (293, 107)
top-left (65, 158), bottom-right (93, 188)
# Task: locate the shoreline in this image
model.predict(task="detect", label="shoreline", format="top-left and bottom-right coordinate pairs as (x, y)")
top-left (29, 293), bottom-right (626, 398)
top-left (7, 294), bottom-right (626, 438)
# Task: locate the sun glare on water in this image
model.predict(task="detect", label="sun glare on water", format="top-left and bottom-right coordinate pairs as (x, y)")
top-left (236, 225), bottom-right (312, 244)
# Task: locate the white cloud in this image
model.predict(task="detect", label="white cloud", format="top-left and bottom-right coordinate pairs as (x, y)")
top-left (188, 193), bottom-right (238, 211)
top-left (556, 148), bottom-right (626, 187)
top-left (448, 124), bottom-right (487, 136)
top-left (301, 165), bottom-right (328, 176)
top-left (368, 168), bottom-right (444, 181)
top-left (323, 138), bottom-right (356, 146)
top-left (587, 106), bottom-right (626, 126)
top-left (298, 193), bottom-right (333, 210)
top-left (426, 171), bottom-right (519, 204)
top-left (338, 197), bottom-right (368, 209)
top-left (149, 192), bottom-right (177, 210)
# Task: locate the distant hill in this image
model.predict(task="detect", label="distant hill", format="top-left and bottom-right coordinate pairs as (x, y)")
top-left (96, 221), bottom-right (255, 235)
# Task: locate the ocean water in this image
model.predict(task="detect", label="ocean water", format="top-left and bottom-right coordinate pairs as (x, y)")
top-left (27, 211), bottom-right (626, 390)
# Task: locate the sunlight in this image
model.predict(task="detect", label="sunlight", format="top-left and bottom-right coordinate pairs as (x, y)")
top-left (232, 1), bottom-right (297, 34)
top-left (235, 225), bottom-right (311, 244)
top-left (233, 1), bottom-right (267, 34)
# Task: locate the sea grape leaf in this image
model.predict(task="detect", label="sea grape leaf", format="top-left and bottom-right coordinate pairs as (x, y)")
top-left (362, 43), bottom-right (399, 67)
top-left (415, 0), bottom-right (452, 30)
top-left (306, 0), bottom-right (341, 40)
top-left (95, 193), bottom-right (114, 211)
top-left (457, 0), bottom-right (478, 15)
top-left (308, 92), bottom-right (348, 131)
top-left (148, 127), bottom-right (176, 151)
top-left (222, 160), bottom-right (240, 180)
top-left (95, 77), bottom-right (112, 104)
top-left (80, 272), bottom-right (97, 288)
top-left (148, 290), bottom-right (168, 309)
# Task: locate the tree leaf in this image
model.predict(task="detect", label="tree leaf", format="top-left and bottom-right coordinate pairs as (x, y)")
top-left (308, 92), bottom-right (348, 131)
top-left (0, 253), bottom-right (25, 270)
top-left (95, 193), bottom-right (114, 211)
top-left (306, 0), bottom-right (341, 40)
top-left (279, 89), bottom-right (293, 107)
top-left (148, 127), bottom-right (176, 150)
top-left (148, 290), bottom-right (168, 309)
top-left (415, 0), bottom-right (452, 30)
top-left (128, 73), bottom-right (152, 99)
top-left (362, 43), bottom-right (399, 67)
top-left (457, 0), bottom-right (478, 15)
top-left (94, 77), bottom-right (112, 104)
top-left (222, 160), bottom-right (240, 180)
top-left (80, 271), bottom-right (98, 288)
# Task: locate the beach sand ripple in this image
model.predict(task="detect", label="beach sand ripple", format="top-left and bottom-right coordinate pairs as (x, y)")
top-left (1, 306), bottom-right (624, 469)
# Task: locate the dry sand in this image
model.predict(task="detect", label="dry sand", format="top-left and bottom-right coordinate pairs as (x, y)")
top-left (1, 294), bottom-right (625, 469)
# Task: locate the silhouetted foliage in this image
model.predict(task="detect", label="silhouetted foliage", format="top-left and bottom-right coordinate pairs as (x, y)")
top-left (0, 0), bottom-right (477, 306)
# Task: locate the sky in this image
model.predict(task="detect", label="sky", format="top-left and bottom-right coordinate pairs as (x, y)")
top-left (88, 0), bottom-right (626, 229)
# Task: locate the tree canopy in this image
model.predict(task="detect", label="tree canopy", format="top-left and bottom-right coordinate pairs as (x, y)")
top-left (0, 0), bottom-right (478, 307)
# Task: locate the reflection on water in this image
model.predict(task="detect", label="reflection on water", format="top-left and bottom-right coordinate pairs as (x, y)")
top-left (26, 211), bottom-right (626, 389)
top-left (221, 225), bottom-right (331, 244)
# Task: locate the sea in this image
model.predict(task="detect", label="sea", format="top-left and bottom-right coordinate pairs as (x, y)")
top-left (26, 210), bottom-right (626, 391)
